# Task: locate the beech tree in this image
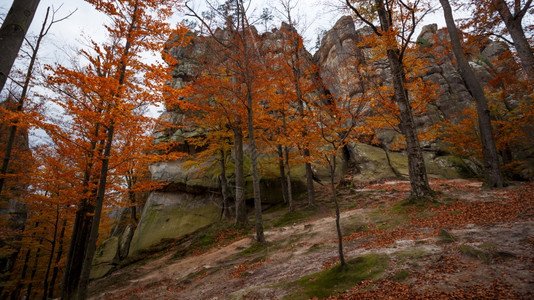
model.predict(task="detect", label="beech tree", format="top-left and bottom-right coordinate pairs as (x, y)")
top-left (186, 0), bottom-right (267, 242)
top-left (344, 0), bottom-right (434, 199)
top-left (440, 0), bottom-right (505, 188)
top-left (42, 0), bottom-right (181, 298)
top-left (0, 0), bottom-right (40, 92)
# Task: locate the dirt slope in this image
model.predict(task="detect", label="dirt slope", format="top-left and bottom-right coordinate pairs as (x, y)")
top-left (89, 179), bottom-right (534, 299)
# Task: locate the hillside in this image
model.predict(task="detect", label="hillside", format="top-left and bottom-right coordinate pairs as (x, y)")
top-left (88, 179), bottom-right (534, 299)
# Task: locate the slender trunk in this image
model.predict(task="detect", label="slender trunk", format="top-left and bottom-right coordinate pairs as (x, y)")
top-left (61, 123), bottom-right (101, 300)
top-left (382, 144), bottom-right (402, 179)
top-left (49, 219), bottom-right (67, 299)
top-left (284, 146), bottom-right (294, 213)
top-left (239, 0), bottom-right (264, 243)
top-left (440, 0), bottom-right (505, 188)
top-left (246, 88), bottom-right (264, 243)
top-left (26, 235), bottom-right (43, 299)
top-left (375, 0), bottom-right (433, 198)
top-left (0, 0), bottom-right (40, 91)
top-left (492, 0), bottom-right (534, 81)
top-left (43, 205), bottom-right (60, 299)
top-left (304, 149), bottom-right (316, 206)
top-left (234, 128), bottom-right (247, 225)
top-left (290, 27), bottom-right (315, 207)
top-left (277, 145), bottom-right (289, 204)
top-left (128, 190), bottom-right (137, 223)
top-left (11, 248), bottom-right (31, 299)
top-left (330, 155), bottom-right (345, 267)
top-left (60, 190), bottom-right (94, 299)
top-left (0, 6), bottom-right (48, 195)
top-left (219, 149), bottom-right (230, 219)
top-left (9, 221), bottom-right (38, 299)
top-left (77, 122), bottom-right (115, 300)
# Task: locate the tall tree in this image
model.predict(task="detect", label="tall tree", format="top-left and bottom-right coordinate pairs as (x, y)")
top-left (345, 0), bottom-right (434, 199)
top-left (0, 0), bottom-right (40, 92)
top-left (440, 0), bottom-right (505, 188)
top-left (185, 0), bottom-right (267, 242)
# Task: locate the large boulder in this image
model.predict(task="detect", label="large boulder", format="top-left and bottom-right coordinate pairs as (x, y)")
top-left (129, 191), bottom-right (220, 255)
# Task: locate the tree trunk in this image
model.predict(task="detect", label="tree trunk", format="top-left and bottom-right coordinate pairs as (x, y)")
top-left (233, 128), bottom-right (247, 225)
top-left (284, 146), bottom-right (294, 213)
top-left (492, 0), bottom-right (534, 81)
top-left (42, 205), bottom-right (60, 299)
top-left (440, 0), bottom-right (505, 188)
top-left (329, 155), bottom-right (345, 267)
top-left (61, 124), bottom-right (101, 299)
top-left (277, 145), bottom-right (289, 204)
top-left (11, 248), bottom-right (31, 299)
top-left (60, 198), bottom-right (93, 299)
top-left (219, 149), bottom-right (231, 219)
top-left (375, 0), bottom-right (433, 199)
top-left (77, 122), bottom-right (115, 300)
top-left (26, 235), bottom-right (43, 299)
top-left (246, 89), bottom-right (265, 243)
top-left (49, 218), bottom-right (66, 299)
top-left (0, 0), bottom-right (40, 92)
top-left (303, 149), bottom-right (316, 206)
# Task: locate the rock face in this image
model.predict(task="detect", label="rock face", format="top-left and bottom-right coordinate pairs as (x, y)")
top-left (127, 17), bottom-right (530, 257)
top-left (129, 192), bottom-right (220, 254)
top-left (313, 17), bottom-right (509, 145)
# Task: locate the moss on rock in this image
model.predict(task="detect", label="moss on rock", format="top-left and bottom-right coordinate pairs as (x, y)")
top-left (128, 192), bottom-right (220, 255)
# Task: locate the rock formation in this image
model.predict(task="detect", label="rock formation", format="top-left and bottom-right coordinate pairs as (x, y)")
top-left (94, 17), bottom-right (531, 270)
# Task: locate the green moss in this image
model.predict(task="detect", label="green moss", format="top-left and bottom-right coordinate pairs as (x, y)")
top-left (438, 229), bottom-right (457, 243)
top-left (129, 198), bottom-right (220, 255)
top-left (288, 254), bottom-right (388, 299)
top-left (171, 222), bottom-right (250, 260)
top-left (392, 269), bottom-right (411, 282)
top-left (240, 242), bottom-right (267, 256)
top-left (459, 244), bottom-right (490, 263)
top-left (271, 209), bottom-right (317, 228)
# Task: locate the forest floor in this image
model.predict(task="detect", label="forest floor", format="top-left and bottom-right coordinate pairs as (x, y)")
top-left (88, 179), bottom-right (534, 299)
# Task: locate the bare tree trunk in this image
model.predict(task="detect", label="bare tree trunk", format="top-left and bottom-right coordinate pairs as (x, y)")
top-left (42, 205), bottom-right (60, 299)
top-left (303, 150), bottom-right (316, 206)
top-left (11, 246), bottom-right (31, 299)
top-left (492, 0), bottom-right (534, 81)
top-left (329, 154), bottom-right (345, 267)
top-left (49, 218), bottom-right (66, 299)
top-left (440, 0), bottom-right (505, 188)
top-left (61, 184), bottom-right (94, 299)
top-left (61, 123), bottom-right (101, 300)
top-left (26, 234), bottom-right (43, 299)
top-left (234, 128), bottom-right (247, 225)
top-left (0, 0), bottom-right (40, 91)
top-left (246, 85), bottom-right (265, 243)
top-left (277, 145), bottom-right (289, 204)
top-left (284, 146), bottom-right (294, 213)
top-left (219, 149), bottom-right (231, 219)
top-left (77, 122), bottom-right (115, 300)
top-left (374, 0), bottom-right (433, 199)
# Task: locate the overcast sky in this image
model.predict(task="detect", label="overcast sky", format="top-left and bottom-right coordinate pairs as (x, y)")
top-left (0, 0), bottom-right (449, 61)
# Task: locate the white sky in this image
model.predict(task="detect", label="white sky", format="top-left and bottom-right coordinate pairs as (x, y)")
top-left (0, 0), bottom-right (448, 60)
